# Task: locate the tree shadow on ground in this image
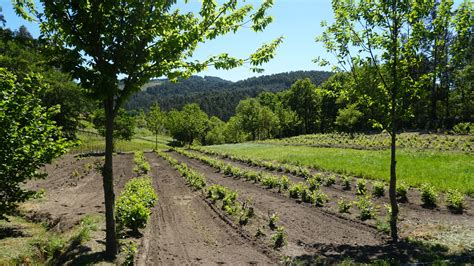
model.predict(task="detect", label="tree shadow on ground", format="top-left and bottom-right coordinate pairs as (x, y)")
top-left (0, 226), bottom-right (27, 239)
top-left (290, 239), bottom-right (473, 264)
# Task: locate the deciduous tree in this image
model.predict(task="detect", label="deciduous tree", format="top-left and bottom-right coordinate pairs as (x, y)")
top-left (14, 0), bottom-right (281, 257)
top-left (0, 68), bottom-right (69, 219)
top-left (317, 0), bottom-right (431, 241)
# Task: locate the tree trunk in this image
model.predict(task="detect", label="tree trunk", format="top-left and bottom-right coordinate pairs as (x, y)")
top-left (389, 129), bottom-right (399, 242)
top-left (155, 133), bottom-right (158, 151)
top-left (103, 97), bottom-right (117, 258)
top-left (389, 1), bottom-right (399, 242)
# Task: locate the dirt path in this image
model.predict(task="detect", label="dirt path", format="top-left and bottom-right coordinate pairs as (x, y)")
top-left (170, 151), bottom-right (385, 259)
top-left (138, 153), bottom-right (275, 265)
top-left (25, 153), bottom-right (134, 231)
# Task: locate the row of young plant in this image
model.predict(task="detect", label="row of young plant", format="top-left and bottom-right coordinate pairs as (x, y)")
top-left (172, 148), bottom-right (372, 219)
top-left (258, 132), bottom-right (473, 152)
top-left (155, 150), bottom-right (206, 190)
top-left (155, 150), bottom-right (256, 225)
top-left (156, 150), bottom-right (287, 248)
top-left (182, 147), bottom-right (465, 216)
top-left (133, 151), bottom-right (151, 176)
top-left (116, 152), bottom-right (157, 234)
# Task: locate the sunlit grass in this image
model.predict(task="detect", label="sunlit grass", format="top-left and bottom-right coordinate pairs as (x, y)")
top-left (69, 131), bottom-right (171, 154)
top-left (205, 143), bottom-right (474, 195)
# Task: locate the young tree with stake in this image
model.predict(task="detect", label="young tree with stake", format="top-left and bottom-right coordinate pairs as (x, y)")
top-left (317, 0), bottom-right (431, 241)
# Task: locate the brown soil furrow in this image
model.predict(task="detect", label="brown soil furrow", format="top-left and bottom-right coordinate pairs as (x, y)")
top-left (139, 153), bottom-right (275, 265)
top-left (25, 153), bottom-right (134, 231)
top-left (189, 149), bottom-right (474, 226)
top-left (169, 151), bottom-right (385, 259)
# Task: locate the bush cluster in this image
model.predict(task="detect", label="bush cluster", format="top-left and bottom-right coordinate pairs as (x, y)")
top-left (446, 189), bottom-right (464, 213)
top-left (115, 177), bottom-right (157, 232)
top-left (372, 181), bottom-right (385, 198)
top-left (420, 183), bottom-right (438, 207)
top-left (356, 195), bottom-right (375, 220)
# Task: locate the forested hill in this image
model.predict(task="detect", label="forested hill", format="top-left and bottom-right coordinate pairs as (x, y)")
top-left (125, 70), bottom-right (333, 120)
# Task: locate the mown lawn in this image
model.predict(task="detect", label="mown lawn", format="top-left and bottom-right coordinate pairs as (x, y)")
top-left (205, 143), bottom-right (474, 195)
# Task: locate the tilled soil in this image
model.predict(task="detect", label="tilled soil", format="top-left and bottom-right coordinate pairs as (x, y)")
top-left (189, 149), bottom-right (474, 250)
top-left (137, 153), bottom-right (275, 265)
top-left (24, 153), bottom-right (134, 231)
top-left (170, 151), bottom-right (386, 260)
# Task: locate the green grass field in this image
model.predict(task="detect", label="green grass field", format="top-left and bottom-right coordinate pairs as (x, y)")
top-left (69, 130), bottom-right (171, 154)
top-left (204, 143), bottom-right (474, 195)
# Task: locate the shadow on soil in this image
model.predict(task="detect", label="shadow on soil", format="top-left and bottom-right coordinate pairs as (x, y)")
top-left (290, 239), bottom-right (473, 264)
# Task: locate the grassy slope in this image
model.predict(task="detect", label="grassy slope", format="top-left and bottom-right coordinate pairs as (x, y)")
top-left (206, 143), bottom-right (473, 195)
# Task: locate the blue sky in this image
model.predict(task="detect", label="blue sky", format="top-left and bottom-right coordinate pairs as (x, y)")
top-left (0, 1), bottom-right (464, 81)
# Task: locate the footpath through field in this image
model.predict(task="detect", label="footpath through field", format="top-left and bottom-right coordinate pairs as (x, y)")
top-left (137, 153), bottom-right (275, 264)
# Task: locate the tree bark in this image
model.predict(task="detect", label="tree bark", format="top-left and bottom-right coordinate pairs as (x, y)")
top-left (155, 133), bottom-right (158, 151)
top-left (103, 97), bottom-right (118, 258)
top-left (389, 1), bottom-right (400, 242)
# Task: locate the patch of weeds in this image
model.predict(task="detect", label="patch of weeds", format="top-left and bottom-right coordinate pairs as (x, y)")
top-left (421, 183), bottom-right (438, 208)
top-left (337, 198), bottom-right (352, 213)
top-left (271, 226), bottom-right (287, 249)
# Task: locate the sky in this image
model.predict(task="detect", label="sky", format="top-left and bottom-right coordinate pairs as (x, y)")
top-left (0, 0), bottom-right (464, 82)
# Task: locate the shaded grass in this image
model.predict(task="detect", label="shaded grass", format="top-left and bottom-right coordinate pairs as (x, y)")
top-left (205, 143), bottom-right (474, 195)
top-left (0, 214), bottom-right (103, 264)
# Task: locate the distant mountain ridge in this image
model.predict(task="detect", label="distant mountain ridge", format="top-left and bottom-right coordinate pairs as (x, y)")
top-left (125, 70), bottom-right (333, 120)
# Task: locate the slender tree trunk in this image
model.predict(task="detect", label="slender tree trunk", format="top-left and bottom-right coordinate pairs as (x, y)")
top-left (389, 128), bottom-right (399, 242)
top-left (389, 1), bottom-right (399, 242)
top-left (155, 133), bottom-right (158, 150)
top-left (103, 97), bottom-right (117, 258)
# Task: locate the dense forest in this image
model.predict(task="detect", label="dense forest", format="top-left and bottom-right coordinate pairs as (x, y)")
top-left (125, 71), bottom-right (333, 120)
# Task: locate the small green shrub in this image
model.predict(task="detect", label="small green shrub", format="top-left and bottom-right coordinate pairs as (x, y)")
top-left (279, 175), bottom-right (290, 191)
top-left (314, 190), bottom-right (329, 207)
top-left (420, 183), bottom-right (438, 207)
top-left (271, 226), bottom-right (287, 249)
top-left (289, 182), bottom-right (305, 199)
top-left (372, 181), bottom-right (385, 198)
top-left (307, 176), bottom-right (320, 191)
top-left (452, 122), bottom-right (473, 134)
top-left (446, 189), bottom-right (465, 213)
top-left (396, 181), bottom-right (409, 202)
top-left (337, 198), bottom-right (351, 213)
top-left (115, 177), bottom-right (157, 232)
top-left (324, 174), bottom-right (336, 186)
top-left (261, 174), bottom-right (279, 189)
top-left (356, 196), bottom-right (375, 220)
top-left (341, 175), bottom-right (352, 190)
top-left (356, 179), bottom-right (367, 195)
top-left (268, 213), bottom-right (279, 230)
